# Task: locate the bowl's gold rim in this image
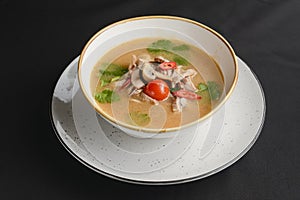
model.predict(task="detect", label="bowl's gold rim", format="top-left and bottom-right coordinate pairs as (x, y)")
top-left (78, 15), bottom-right (238, 133)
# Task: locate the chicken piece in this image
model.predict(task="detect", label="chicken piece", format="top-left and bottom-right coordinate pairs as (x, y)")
top-left (182, 76), bottom-right (198, 91)
top-left (128, 55), bottom-right (138, 72)
top-left (172, 97), bottom-right (187, 112)
top-left (128, 88), bottom-right (143, 96)
top-left (154, 56), bottom-right (169, 63)
top-left (181, 69), bottom-right (197, 78)
top-left (115, 75), bottom-right (131, 91)
top-left (172, 70), bottom-right (184, 83)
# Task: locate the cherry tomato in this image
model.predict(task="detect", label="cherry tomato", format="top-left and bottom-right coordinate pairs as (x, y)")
top-left (143, 79), bottom-right (170, 101)
top-left (159, 62), bottom-right (177, 70)
top-left (172, 89), bottom-right (201, 100)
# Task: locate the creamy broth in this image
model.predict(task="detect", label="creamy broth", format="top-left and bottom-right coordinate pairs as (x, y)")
top-left (90, 38), bottom-right (224, 129)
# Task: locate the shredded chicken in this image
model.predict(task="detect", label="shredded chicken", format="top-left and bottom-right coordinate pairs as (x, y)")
top-left (172, 97), bottom-right (187, 112)
top-left (181, 69), bottom-right (197, 78)
top-left (154, 56), bottom-right (169, 63)
top-left (182, 76), bottom-right (198, 91)
top-left (128, 55), bottom-right (137, 72)
top-left (128, 87), bottom-right (142, 96)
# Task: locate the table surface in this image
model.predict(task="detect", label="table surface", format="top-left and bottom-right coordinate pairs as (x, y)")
top-left (1, 0), bottom-right (299, 199)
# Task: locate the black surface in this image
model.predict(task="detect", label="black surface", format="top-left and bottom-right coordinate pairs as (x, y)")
top-left (1, 0), bottom-right (299, 199)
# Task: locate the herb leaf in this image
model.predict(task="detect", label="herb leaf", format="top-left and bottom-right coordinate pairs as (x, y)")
top-left (147, 40), bottom-right (191, 66)
top-left (111, 76), bottom-right (121, 82)
top-left (95, 89), bottom-right (120, 103)
top-left (170, 87), bottom-right (181, 92)
top-left (100, 79), bottom-right (110, 87)
top-left (207, 81), bottom-right (221, 100)
top-left (172, 44), bottom-right (189, 51)
top-left (198, 83), bottom-right (208, 92)
top-left (172, 55), bottom-right (189, 66)
top-left (129, 111), bottom-right (151, 126)
top-left (100, 63), bottom-right (128, 76)
top-left (147, 40), bottom-right (189, 54)
top-left (147, 40), bottom-right (173, 52)
top-left (99, 63), bottom-right (128, 87)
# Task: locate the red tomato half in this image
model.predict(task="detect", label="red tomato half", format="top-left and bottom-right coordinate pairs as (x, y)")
top-left (143, 79), bottom-right (170, 101)
top-left (172, 89), bottom-right (201, 100)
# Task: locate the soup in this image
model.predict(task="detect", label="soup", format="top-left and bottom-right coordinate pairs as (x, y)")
top-left (90, 38), bottom-right (224, 129)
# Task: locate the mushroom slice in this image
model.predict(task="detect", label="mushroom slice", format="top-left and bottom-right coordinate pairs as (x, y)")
top-left (131, 69), bottom-right (145, 89)
top-left (155, 71), bottom-right (173, 81)
top-left (142, 63), bottom-right (156, 82)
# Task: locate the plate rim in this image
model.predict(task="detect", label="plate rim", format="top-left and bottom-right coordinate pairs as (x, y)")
top-left (49, 56), bottom-right (266, 185)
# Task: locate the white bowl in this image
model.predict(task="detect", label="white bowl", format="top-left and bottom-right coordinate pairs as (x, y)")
top-left (78, 16), bottom-right (238, 136)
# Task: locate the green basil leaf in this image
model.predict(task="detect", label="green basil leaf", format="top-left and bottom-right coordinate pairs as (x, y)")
top-left (95, 89), bottom-right (120, 103)
top-left (207, 81), bottom-right (221, 100)
top-left (147, 39), bottom-right (189, 54)
top-left (198, 83), bottom-right (208, 92)
top-left (147, 40), bottom-right (173, 52)
top-left (99, 63), bottom-right (128, 87)
top-left (172, 55), bottom-right (189, 66)
top-left (172, 44), bottom-right (189, 51)
top-left (170, 87), bottom-right (181, 92)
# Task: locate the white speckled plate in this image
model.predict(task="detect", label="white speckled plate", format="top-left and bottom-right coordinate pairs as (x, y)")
top-left (51, 56), bottom-right (265, 184)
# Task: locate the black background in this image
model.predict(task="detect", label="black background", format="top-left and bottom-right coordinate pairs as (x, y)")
top-left (1, 0), bottom-right (299, 199)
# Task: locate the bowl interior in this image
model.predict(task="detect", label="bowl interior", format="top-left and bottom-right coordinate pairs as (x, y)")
top-left (78, 16), bottom-right (237, 132)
